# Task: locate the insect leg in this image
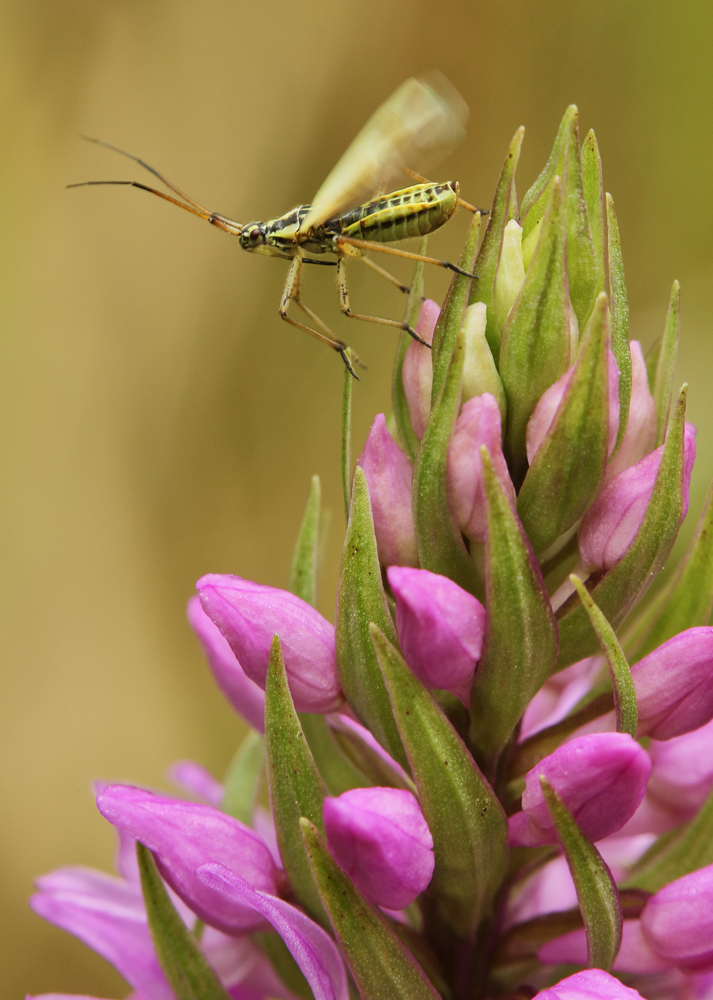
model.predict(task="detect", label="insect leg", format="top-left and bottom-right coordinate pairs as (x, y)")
top-left (336, 258), bottom-right (431, 348)
top-left (279, 256), bottom-right (360, 378)
top-left (333, 235), bottom-right (478, 281)
top-left (361, 255), bottom-right (411, 294)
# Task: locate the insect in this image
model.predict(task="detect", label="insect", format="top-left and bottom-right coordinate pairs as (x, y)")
top-left (70, 74), bottom-right (476, 377)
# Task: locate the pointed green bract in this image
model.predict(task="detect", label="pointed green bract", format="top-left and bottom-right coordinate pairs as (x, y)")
top-left (560, 108), bottom-right (598, 328)
top-left (136, 843), bottom-right (231, 1000)
top-left (517, 293), bottom-right (612, 553)
top-left (469, 126), bottom-right (524, 358)
top-left (327, 714), bottom-right (416, 792)
top-left (569, 575), bottom-right (637, 737)
top-left (470, 450), bottom-right (559, 767)
top-left (521, 107), bottom-right (575, 239)
top-left (264, 635), bottom-right (328, 925)
top-left (652, 280), bottom-right (681, 447)
top-left (220, 731), bottom-right (265, 825)
top-left (581, 130), bottom-right (607, 305)
top-left (392, 239), bottom-right (429, 462)
top-left (623, 788), bottom-right (713, 894)
top-left (298, 712), bottom-right (366, 795)
top-left (300, 818), bottom-right (441, 1000)
top-left (412, 329), bottom-right (483, 599)
top-left (541, 779), bottom-right (622, 971)
top-left (626, 479), bottom-right (713, 658)
top-left (500, 177), bottom-right (575, 482)
top-left (289, 475), bottom-right (322, 607)
top-left (606, 193), bottom-right (632, 453)
top-left (556, 386), bottom-right (689, 669)
top-left (371, 624), bottom-right (509, 936)
top-left (335, 466), bottom-right (408, 769)
top-left (431, 212), bottom-right (480, 403)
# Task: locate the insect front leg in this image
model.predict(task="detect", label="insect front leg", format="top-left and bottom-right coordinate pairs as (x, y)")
top-left (279, 255), bottom-right (360, 378)
top-left (336, 258), bottom-right (431, 348)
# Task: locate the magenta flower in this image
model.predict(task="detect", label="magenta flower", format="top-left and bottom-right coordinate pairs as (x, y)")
top-left (322, 787), bottom-right (434, 909)
top-left (532, 968), bottom-right (647, 1000)
top-left (387, 565), bottom-right (486, 704)
top-left (579, 422), bottom-right (696, 572)
top-left (187, 594), bottom-right (266, 732)
top-left (647, 718), bottom-right (713, 816)
top-left (605, 341), bottom-right (657, 481)
top-left (168, 759), bottom-right (224, 807)
top-left (96, 784), bottom-right (283, 934)
top-left (447, 392), bottom-right (516, 542)
top-left (402, 298), bottom-right (439, 439)
top-left (631, 627), bottom-right (713, 740)
top-left (356, 413), bottom-right (418, 567)
top-left (197, 862), bottom-right (349, 1000)
top-left (509, 733), bottom-right (651, 847)
top-left (197, 574), bottom-right (342, 713)
top-left (641, 864), bottom-right (713, 973)
top-left (539, 918), bottom-right (672, 974)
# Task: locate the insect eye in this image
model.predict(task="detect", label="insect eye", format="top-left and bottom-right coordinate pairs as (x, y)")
top-left (249, 228), bottom-right (260, 242)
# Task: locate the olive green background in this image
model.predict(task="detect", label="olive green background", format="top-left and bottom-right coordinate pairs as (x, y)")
top-left (2, 1), bottom-right (712, 996)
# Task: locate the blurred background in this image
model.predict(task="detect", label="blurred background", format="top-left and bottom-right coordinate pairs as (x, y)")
top-left (2, 1), bottom-right (712, 995)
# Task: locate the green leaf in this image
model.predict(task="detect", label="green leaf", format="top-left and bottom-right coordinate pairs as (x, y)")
top-left (300, 818), bottom-right (441, 1000)
top-left (220, 730), bottom-right (265, 825)
top-left (326, 714), bottom-right (416, 792)
top-left (412, 329), bottom-right (483, 599)
top-left (541, 779), bottom-right (622, 971)
top-left (569, 576), bottom-right (637, 737)
top-left (392, 238), bottom-right (429, 463)
top-left (556, 386), bottom-right (689, 669)
top-left (499, 176), bottom-right (575, 484)
top-left (469, 126), bottom-right (524, 358)
top-left (335, 466), bottom-right (408, 769)
top-left (470, 449), bottom-right (559, 769)
top-left (521, 107), bottom-right (575, 239)
top-left (517, 293), bottom-right (612, 554)
top-left (371, 624), bottom-right (508, 936)
top-left (264, 635), bottom-right (328, 925)
top-left (289, 475), bottom-right (322, 607)
top-left (342, 349), bottom-right (354, 523)
top-left (581, 130), bottom-right (607, 306)
top-left (623, 786), bottom-right (713, 893)
top-left (625, 478), bottom-right (713, 659)
top-left (606, 193), bottom-right (632, 453)
top-left (431, 212), bottom-right (481, 403)
top-left (136, 842), bottom-right (231, 1000)
top-left (652, 280), bottom-right (681, 447)
top-left (560, 108), bottom-right (598, 329)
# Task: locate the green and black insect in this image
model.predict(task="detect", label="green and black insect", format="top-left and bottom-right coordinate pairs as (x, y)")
top-left (70, 74), bottom-right (476, 376)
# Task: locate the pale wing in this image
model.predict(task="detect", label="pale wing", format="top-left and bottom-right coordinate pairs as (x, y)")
top-left (299, 73), bottom-right (468, 234)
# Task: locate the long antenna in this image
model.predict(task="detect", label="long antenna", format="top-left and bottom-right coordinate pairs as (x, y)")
top-left (68, 136), bottom-right (243, 235)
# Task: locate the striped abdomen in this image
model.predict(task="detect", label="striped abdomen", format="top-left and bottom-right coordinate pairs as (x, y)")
top-left (337, 182), bottom-right (459, 244)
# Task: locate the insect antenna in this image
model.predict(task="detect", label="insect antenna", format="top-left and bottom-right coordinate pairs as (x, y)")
top-left (68, 136), bottom-right (243, 235)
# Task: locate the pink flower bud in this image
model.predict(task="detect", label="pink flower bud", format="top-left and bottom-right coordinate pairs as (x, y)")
top-left (647, 718), bottom-right (713, 816)
top-left (387, 565), bottom-right (486, 705)
top-left (402, 299), bottom-right (439, 439)
top-left (533, 968), bottom-right (647, 1000)
top-left (356, 414), bottom-right (418, 567)
top-left (641, 864), bottom-right (713, 973)
top-left (96, 785), bottom-right (282, 935)
top-left (579, 423), bottom-right (696, 572)
top-left (323, 787), bottom-right (434, 909)
top-left (197, 575), bottom-right (342, 714)
top-left (526, 348), bottom-right (620, 465)
top-left (605, 341), bottom-right (657, 481)
top-left (168, 759), bottom-right (223, 806)
top-left (187, 595), bottom-right (265, 732)
top-left (509, 733), bottom-right (651, 847)
top-left (447, 393), bottom-right (516, 542)
top-left (631, 627), bottom-right (713, 740)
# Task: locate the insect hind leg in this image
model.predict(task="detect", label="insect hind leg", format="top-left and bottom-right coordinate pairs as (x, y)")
top-left (279, 256), bottom-right (361, 378)
top-left (336, 258), bottom-right (431, 348)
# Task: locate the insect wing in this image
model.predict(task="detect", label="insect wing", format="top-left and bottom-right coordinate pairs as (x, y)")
top-left (299, 73), bottom-right (468, 234)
